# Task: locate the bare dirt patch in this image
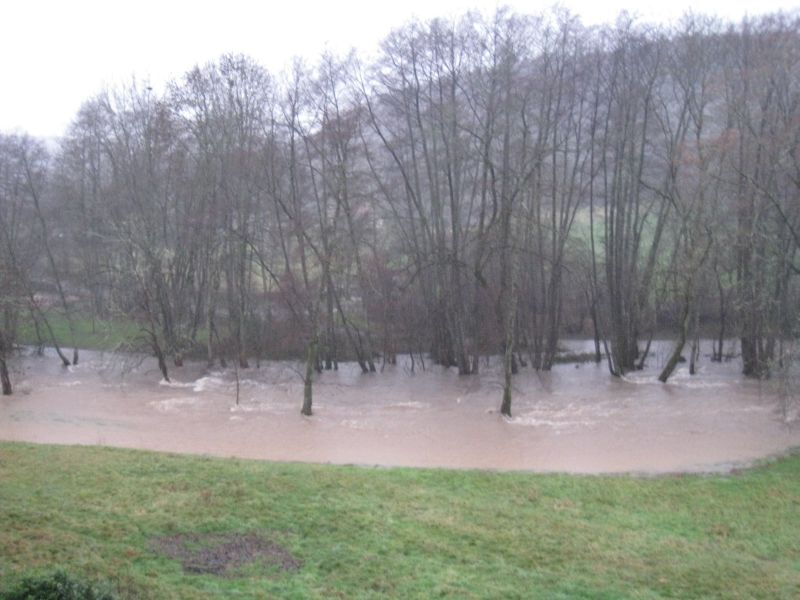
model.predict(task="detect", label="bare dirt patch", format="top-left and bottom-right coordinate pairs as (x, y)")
top-left (150, 532), bottom-right (301, 575)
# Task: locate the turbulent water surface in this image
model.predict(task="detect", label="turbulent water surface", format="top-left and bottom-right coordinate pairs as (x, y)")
top-left (1, 341), bottom-right (798, 473)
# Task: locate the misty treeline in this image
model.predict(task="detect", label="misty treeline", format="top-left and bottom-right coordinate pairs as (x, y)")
top-left (1, 9), bottom-right (799, 415)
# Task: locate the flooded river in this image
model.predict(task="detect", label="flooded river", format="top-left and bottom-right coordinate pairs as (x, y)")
top-left (1, 341), bottom-right (798, 474)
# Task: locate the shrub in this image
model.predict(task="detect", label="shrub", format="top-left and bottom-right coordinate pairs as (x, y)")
top-left (1, 571), bottom-right (118, 600)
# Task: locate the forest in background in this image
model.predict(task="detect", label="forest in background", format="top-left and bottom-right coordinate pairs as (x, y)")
top-left (1, 8), bottom-right (798, 415)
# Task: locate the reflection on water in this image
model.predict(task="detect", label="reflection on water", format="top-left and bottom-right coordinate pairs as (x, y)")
top-left (1, 341), bottom-right (798, 474)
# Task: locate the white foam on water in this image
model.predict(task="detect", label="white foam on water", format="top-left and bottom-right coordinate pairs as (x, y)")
top-left (192, 376), bottom-right (228, 392)
top-left (733, 405), bottom-right (772, 413)
top-left (672, 380), bottom-right (731, 389)
top-left (158, 379), bottom-right (194, 389)
top-left (508, 412), bottom-right (595, 429)
top-left (387, 401), bottom-right (428, 409)
top-left (229, 403), bottom-right (265, 413)
top-left (340, 419), bottom-right (371, 430)
top-left (228, 399), bottom-right (291, 414)
top-left (619, 374), bottom-right (658, 385)
top-left (149, 397), bottom-right (202, 413)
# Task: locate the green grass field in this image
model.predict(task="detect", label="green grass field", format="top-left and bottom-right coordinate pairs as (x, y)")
top-left (16, 315), bottom-right (142, 352)
top-left (1, 442), bottom-right (798, 599)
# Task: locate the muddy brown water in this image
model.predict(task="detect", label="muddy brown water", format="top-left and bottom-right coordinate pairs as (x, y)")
top-left (1, 341), bottom-right (798, 474)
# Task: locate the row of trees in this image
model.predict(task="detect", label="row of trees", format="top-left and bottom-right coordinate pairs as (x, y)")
top-left (1, 9), bottom-right (798, 416)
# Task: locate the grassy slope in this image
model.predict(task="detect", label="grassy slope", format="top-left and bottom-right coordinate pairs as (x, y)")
top-left (0, 442), bottom-right (798, 599)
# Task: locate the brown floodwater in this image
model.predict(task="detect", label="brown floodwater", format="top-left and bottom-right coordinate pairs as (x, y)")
top-left (1, 341), bottom-right (798, 474)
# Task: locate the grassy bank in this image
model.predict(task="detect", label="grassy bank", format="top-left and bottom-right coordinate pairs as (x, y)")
top-left (1, 443), bottom-right (798, 599)
top-left (16, 315), bottom-right (141, 352)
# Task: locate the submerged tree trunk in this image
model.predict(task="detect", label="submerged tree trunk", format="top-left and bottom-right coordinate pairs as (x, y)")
top-left (637, 333), bottom-right (653, 371)
top-left (0, 331), bottom-right (11, 395)
top-left (154, 344), bottom-right (170, 383)
top-left (499, 222), bottom-right (517, 418)
top-left (324, 280), bottom-right (335, 371)
top-left (741, 335), bottom-right (770, 378)
top-left (500, 335), bottom-right (514, 418)
top-left (301, 336), bottom-right (318, 416)
top-left (587, 291), bottom-right (602, 363)
top-left (0, 358), bottom-right (10, 395)
top-left (659, 298), bottom-right (691, 383)
top-left (146, 325), bottom-right (170, 382)
top-left (689, 310), bottom-right (700, 375)
top-left (712, 269), bottom-right (726, 361)
top-left (36, 306), bottom-right (71, 367)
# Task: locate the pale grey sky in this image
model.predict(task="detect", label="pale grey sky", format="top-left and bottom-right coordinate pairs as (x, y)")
top-left (2, 0), bottom-right (796, 138)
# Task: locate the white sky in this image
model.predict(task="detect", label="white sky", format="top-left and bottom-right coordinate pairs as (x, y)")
top-left (2, 0), bottom-right (796, 139)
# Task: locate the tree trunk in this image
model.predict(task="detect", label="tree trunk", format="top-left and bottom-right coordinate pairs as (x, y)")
top-left (501, 339), bottom-right (513, 418)
top-left (713, 272), bottom-right (726, 362)
top-left (0, 331), bottom-right (11, 395)
top-left (689, 310), bottom-right (700, 375)
top-left (588, 291), bottom-right (602, 363)
top-left (742, 335), bottom-right (769, 378)
top-left (0, 357), bottom-right (10, 395)
top-left (500, 249), bottom-right (517, 417)
top-left (301, 336), bottom-right (317, 416)
top-left (156, 349), bottom-right (170, 382)
top-left (658, 298), bottom-right (691, 383)
top-left (28, 309), bottom-right (45, 356)
top-left (637, 333), bottom-right (653, 371)
top-left (26, 155), bottom-right (80, 367)
top-left (151, 336), bottom-right (169, 382)
top-left (36, 307), bottom-right (70, 367)
top-left (324, 280), bottom-right (335, 370)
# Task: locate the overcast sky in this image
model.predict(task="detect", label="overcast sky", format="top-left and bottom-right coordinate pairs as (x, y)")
top-left (2, 0), bottom-right (796, 139)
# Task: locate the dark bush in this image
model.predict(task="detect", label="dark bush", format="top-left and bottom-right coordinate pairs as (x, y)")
top-left (1, 571), bottom-right (118, 600)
